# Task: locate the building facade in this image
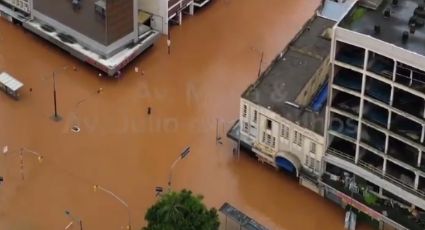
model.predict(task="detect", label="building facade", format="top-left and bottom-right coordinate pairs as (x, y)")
top-left (31, 0), bottom-right (138, 57)
top-left (239, 98), bottom-right (326, 192)
top-left (321, 0), bottom-right (425, 229)
top-left (228, 13), bottom-right (336, 193)
top-left (0, 0), bottom-right (160, 75)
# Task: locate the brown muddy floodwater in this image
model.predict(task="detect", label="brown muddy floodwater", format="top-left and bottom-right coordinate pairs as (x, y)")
top-left (0, 0), bottom-right (372, 229)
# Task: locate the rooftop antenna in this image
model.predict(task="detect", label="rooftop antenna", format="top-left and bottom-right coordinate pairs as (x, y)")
top-left (257, 52), bottom-right (264, 79)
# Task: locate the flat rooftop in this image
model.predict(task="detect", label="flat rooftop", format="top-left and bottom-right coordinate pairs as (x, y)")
top-left (340, 0), bottom-right (425, 57)
top-left (319, 0), bottom-right (356, 22)
top-left (242, 16), bottom-right (335, 135)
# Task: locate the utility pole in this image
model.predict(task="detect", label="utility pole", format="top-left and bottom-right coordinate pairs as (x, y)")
top-left (51, 72), bottom-right (61, 121)
top-left (168, 146), bottom-right (190, 190)
top-left (257, 52), bottom-right (264, 78)
top-left (19, 148), bottom-right (24, 180)
top-left (167, 32), bottom-right (171, 55)
top-left (216, 119), bottom-right (222, 145)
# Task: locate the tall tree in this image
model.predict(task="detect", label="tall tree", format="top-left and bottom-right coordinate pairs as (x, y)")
top-left (143, 189), bottom-right (219, 230)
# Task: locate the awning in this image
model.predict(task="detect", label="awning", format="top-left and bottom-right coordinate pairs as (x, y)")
top-left (275, 152), bottom-right (301, 176)
top-left (0, 72), bottom-right (23, 92)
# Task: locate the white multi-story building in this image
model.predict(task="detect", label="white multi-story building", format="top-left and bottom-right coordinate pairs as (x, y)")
top-left (321, 0), bottom-right (425, 229)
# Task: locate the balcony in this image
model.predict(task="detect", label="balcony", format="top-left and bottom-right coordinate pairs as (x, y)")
top-left (330, 112), bottom-right (358, 140)
top-left (396, 63), bottom-right (425, 94)
top-left (365, 76), bottom-right (391, 104)
top-left (322, 164), bottom-right (425, 230)
top-left (388, 137), bottom-right (419, 168)
top-left (327, 147), bottom-right (355, 163)
top-left (361, 124), bottom-right (386, 152)
top-left (393, 88), bottom-right (425, 119)
top-left (363, 101), bottom-right (388, 128)
top-left (367, 51), bottom-right (394, 80)
top-left (386, 161), bottom-right (415, 190)
top-left (358, 147), bottom-right (384, 174)
top-left (335, 41), bottom-right (365, 69)
top-left (390, 113), bottom-right (422, 143)
top-left (333, 66), bottom-right (363, 93)
top-left (331, 89), bottom-right (360, 116)
top-left (325, 149), bottom-right (425, 211)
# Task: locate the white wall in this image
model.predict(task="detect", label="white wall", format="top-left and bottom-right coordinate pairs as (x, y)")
top-left (4, 0), bottom-right (30, 13)
top-left (138, 0), bottom-right (168, 34)
top-left (240, 99), bottom-right (325, 176)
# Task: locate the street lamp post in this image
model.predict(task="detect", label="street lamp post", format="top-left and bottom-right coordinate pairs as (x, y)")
top-left (168, 146), bottom-right (190, 190)
top-left (52, 72), bottom-right (60, 121)
top-left (45, 66), bottom-right (69, 122)
top-left (93, 185), bottom-right (131, 230)
top-left (2, 146), bottom-right (43, 181)
top-left (71, 88), bottom-right (103, 133)
top-left (64, 210), bottom-right (83, 230)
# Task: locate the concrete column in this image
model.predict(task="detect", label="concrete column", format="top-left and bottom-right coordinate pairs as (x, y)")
top-left (392, 60), bottom-right (397, 82)
top-left (384, 132), bottom-right (390, 155)
top-left (133, 0), bottom-right (138, 42)
top-left (189, 2), bottom-right (194, 15)
top-left (414, 173), bottom-right (419, 190)
top-left (383, 159), bottom-right (387, 175)
top-left (422, 123), bottom-right (425, 144)
top-left (418, 149), bottom-right (422, 168)
top-left (324, 63), bottom-right (336, 151)
top-left (161, 0), bottom-right (168, 34)
top-left (355, 49), bottom-right (368, 164)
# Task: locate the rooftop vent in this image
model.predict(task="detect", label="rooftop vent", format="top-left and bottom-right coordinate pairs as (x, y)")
top-left (402, 31), bottom-right (409, 43)
top-left (359, 0), bottom-right (384, 10)
top-left (410, 23), bottom-right (416, 34)
top-left (384, 8), bottom-right (391, 17)
top-left (415, 3), bottom-right (425, 18)
top-left (374, 24), bottom-right (381, 34)
top-left (392, 0), bottom-right (398, 6)
top-left (409, 15), bottom-right (417, 25)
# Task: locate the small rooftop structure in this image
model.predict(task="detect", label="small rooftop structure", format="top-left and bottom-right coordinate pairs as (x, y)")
top-left (340, 0), bottom-right (425, 57)
top-left (318, 0), bottom-right (357, 21)
top-left (359, 0), bottom-right (385, 10)
top-left (0, 72), bottom-right (24, 99)
top-left (242, 16), bottom-right (335, 135)
top-left (219, 202), bottom-right (269, 230)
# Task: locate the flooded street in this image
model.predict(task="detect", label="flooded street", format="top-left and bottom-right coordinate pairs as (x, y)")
top-left (0, 0), bottom-right (372, 229)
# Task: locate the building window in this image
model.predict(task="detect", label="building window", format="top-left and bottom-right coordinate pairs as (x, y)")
top-left (266, 134), bottom-right (272, 146)
top-left (262, 132), bottom-right (274, 147)
top-left (309, 157), bottom-right (314, 169)
top-left (266, 119), bottom-right (272, 130)
top-left (253, 110), bottom-right (258, 124)
top-left (305, 156), bottom-right (314, 170)
top-left (242, 105), bottom-right (247, 118)
top-left (310, 142), bottom-right (317, 154)
top-left (243, 122), bottom-right (249, 132)
top-left (294, 131), bottom-right (303, 147)
top-left (315, 160), bottom-right (321, 173)
top-left (281, 124), bottom-right (289, 140)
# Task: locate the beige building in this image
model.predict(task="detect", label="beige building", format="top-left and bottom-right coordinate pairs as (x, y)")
top-left (229, 13), bottom-right (335, 193)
